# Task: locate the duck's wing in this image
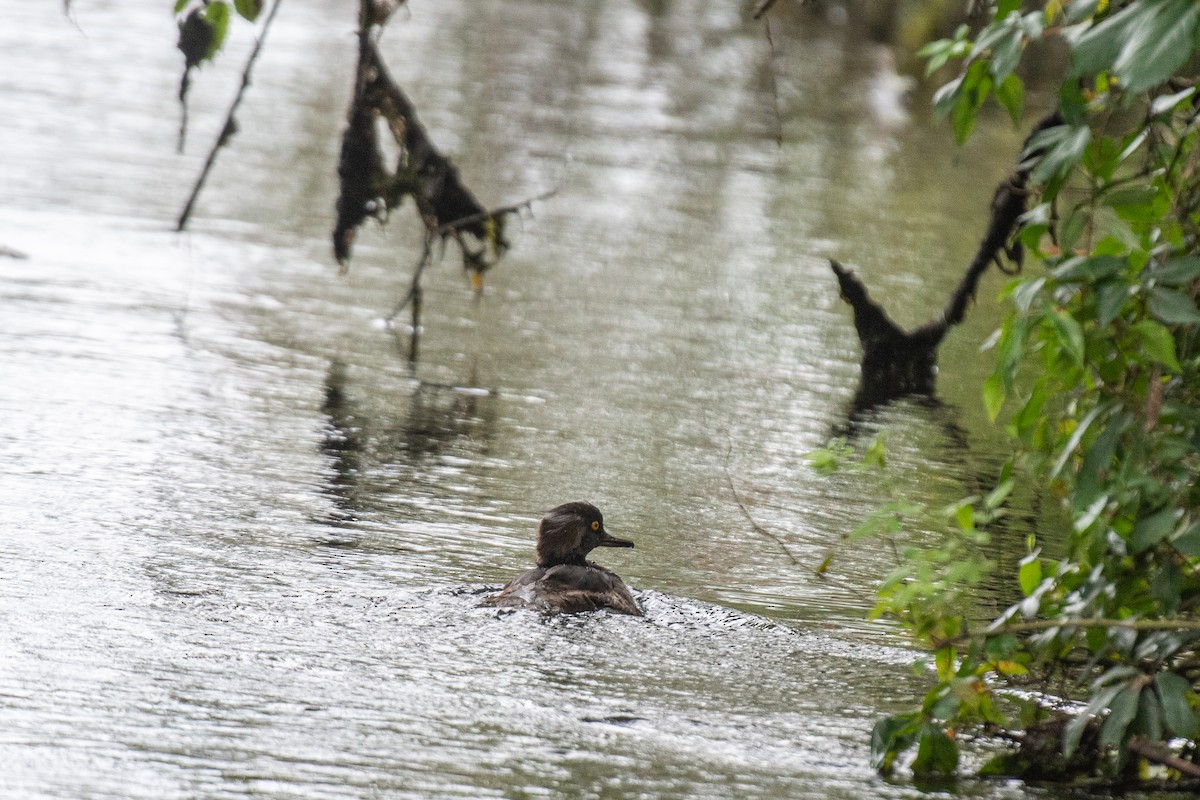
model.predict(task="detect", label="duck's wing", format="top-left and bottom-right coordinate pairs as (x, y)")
top-left (480, 567), bottom-right (548, 610)
top-left (541, 565), bottom-right (642, 617)
top-left (481, 566), bottom-right (642, 616)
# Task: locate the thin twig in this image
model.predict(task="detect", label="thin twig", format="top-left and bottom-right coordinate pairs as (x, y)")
top-left (175, 0), bottom-right (285, 232)
top-left (436, 189), bottom-right (558, 236)
top-left (721, 437), bottom-right (874, 603)
top-left (931, 615), bottom-right (1200, 650)
top-left (386, 230), bottom-right (435, 324)
top-left (762, 16), bottom-right (784, 147)
top-left (1128, 737), bottom-right (1200, 779)
top-left (992, 617), bottom-right (1200, 634)
top-left (723, 435), bottom-right (799, 565)
top-left (752, 0), bottom-right (781, 20)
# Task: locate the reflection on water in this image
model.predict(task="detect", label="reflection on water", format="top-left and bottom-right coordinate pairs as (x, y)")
top-left (318, 359), bottom-right (499, 534)
top-left (1, 1), bottom-right (1047, 797)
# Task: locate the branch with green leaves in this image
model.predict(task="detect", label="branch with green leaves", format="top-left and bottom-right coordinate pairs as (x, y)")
top-left (821, 3), bottom-right (1200, 777)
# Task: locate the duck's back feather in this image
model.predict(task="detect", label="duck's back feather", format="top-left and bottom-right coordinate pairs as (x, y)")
top-left (483, 563), bottom-right (642, 616)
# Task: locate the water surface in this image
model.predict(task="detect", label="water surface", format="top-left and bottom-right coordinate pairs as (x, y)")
top-left (3, 2), bottom-right (1049, 797)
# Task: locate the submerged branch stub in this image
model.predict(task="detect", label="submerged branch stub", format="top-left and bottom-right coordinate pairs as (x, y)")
top-left (830, 260), bottom-right (942, 410)
top-left (830, 111), bottom-right (1064, 413)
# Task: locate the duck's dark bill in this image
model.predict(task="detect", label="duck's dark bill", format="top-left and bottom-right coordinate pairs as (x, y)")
top-left (599, 532), bottom-right (635, 548)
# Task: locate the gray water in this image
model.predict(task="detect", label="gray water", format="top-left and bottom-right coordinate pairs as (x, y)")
top-left (2, 2), bottom-right (1048, 797)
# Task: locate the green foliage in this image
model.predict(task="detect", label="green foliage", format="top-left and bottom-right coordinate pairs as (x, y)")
top-left (836, 0), bottom-right (1200, 781)
top-left (233, 0), bottom-right (264, 22)
top-left (175, 0), bottom-right (263, 70)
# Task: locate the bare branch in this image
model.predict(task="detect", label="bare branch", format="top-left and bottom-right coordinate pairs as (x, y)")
top-left (436, 189), bottom-right (558, 236)
top-left (723, 436), bottom-right (800, 565)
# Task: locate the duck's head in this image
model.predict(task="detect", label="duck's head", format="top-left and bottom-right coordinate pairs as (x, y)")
top-left (535, 501), bottom-right (634, 567)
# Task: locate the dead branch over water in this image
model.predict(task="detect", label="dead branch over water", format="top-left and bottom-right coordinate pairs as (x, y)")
top-left (831, 111), bottom-right (1062, 413)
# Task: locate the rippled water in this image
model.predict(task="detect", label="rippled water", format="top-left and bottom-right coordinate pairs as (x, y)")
top-left (2, 1), bottom-right (1055, 797)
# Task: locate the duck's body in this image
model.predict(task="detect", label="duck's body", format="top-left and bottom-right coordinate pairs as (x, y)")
top-left (483, 502), bottom-right (642, 616)
top-left (487, 562), bottom-right (641, 615)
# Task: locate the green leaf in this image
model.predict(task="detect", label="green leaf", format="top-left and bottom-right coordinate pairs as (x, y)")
top-left (917, 39), bottom-right (948, 58)
top-left (984, 479), bottom-right (1014, 510)
top-left (174, 0), bottom-right (191, 13)
top-left (871, 713), bottom-right (920, 772)
top-left (1117, 129), bottom-right (1149, 166)
top-left (983, 371), bottom-right (1006, 421)
top-left (1151, 85), bottom-right (1197, 116)
top-left (1068, 3), bottom-right (1140, 78)
top-left (1133, 319), bottom-right (1182, 372)
top-left (913, 723), bottom-right (959, 775)
top-left (1060, 206), bottom-right (1087, 253)
top-left (1029, 124), bottom-right (1092, 186)
top-left (807, 448), bottom-right (840, 476)
top-left (993, 314), bottom-right (1031, 395)
top-left (932, 75), bottom-right (964, 120)
top-left (1011, 379), bottom-right (1046, 439)
top-left (928, 688), bottom-right (960, 721)
top-left (1156, 672), bottom-right (1198, 738)
top-left (1073, 493), bottom-right (1108, 533)
top-left (1075, 412), bottom-right (1126, 509)
top-left (1112, 0), bottom-right (1200, 95)
top-left (203, 1), bottom-right (231, 59)
top-left (233, 0), bottom-right (263, 22)
top-left (1052, 254), bottom-right (1125, 282)
top-left (1104, 186), bottom-right (1160, 221)
top-left (864, 434), bottom-right (887, 468)
top-left (1048, 308), bottom-right (1085, 366)
top-left (994, 74), bottom-right (1024, 126)
top-left (994, 0), bottom-right (1021, 19)
top-left (1096, 281), bottom-right (1129, 326)
top-left (1018, 552), bottom-right (1042, 596)
top-left (1150, 560), bottom-right (1181, 613)
top-left (1136, 687), bottom-right (1165, 742)
top-left (935, 646), bottom-right (955, 681)
top-left (956, 502), bottom-right (975, 533)
top-left (1019, 201), bottom-right (1052, 228)
top-left (1149, 287), bottom-right (1200, 325)
top-left (1065, 683), bottom-right (1122, 757)
top-left (1052, 403), bottom-right (1104, 481)
top-left (1130, 507), bottom-right (1176, 554)
top-left (1059, 75), bottom-right (1089, 126)
top-left (1171, 521), bottom-right (1200, 556)
top-left (1099, 683), bottom-right (1142, 750)
top-left (1153, 256), bottom-right (1200, 286)
top-left (1064, 1), bottom-right (1101, 25)
top-left (951, 63), bottom-right (992, 145)
top-left (1011, 276), bottom-right (1046, 312)
top-left (984, 634), bottom-right (1017, 661)
top-left (973, 18), bottom-right (1014, 60)
top-left (976, 14), bottom-right (1025, 85)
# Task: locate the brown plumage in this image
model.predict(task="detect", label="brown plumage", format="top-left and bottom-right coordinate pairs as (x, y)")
top-left (482, 502), bottom-right (641, 616)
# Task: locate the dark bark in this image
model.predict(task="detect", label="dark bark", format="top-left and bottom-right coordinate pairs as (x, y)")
top-left (332, 37), bottom-right (504, 272)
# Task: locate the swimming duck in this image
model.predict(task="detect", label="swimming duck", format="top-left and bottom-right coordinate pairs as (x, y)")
top-left (483, 501), bottom-right (642, 616)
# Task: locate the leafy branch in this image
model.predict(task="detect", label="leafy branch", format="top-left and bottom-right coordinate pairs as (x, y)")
top-left (175, 0), bottom-right (281, 231)
top-left (824, 0), bottom-right (1200, 780)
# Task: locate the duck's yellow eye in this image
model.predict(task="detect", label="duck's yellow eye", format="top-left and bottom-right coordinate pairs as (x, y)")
top-left (591, 520), bottom-right (600, 531)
